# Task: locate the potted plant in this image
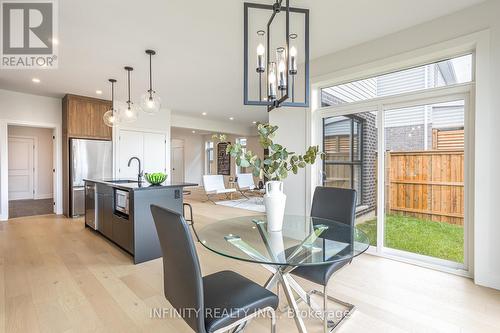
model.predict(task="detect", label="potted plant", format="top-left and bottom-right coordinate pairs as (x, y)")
top-left (213, 123), bottom-right (324, 232)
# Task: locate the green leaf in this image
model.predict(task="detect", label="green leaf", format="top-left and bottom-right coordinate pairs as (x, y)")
top-left (279, 167), bottom-right (288, 179)
top-left (253, 168), bottom-right (260, 177)
top-left (240, 158), bottom-right (250, 168)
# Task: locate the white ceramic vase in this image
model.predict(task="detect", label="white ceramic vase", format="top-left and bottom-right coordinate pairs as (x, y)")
top-left (263, 181), bottom-right (287, 232)
top-left (267, 231), bottom-right (286, 261)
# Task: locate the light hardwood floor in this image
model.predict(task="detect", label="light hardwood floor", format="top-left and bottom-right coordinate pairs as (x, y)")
top-left (1, 191), bottom-right (500, 333)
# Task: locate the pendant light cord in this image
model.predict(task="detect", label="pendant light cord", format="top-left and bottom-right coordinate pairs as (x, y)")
top-left (149, 53), bottom-right (153, 97)
top-left (111, 81), bottom-right (114, 112)
top-left (127, 69), bottom-right (131, 105)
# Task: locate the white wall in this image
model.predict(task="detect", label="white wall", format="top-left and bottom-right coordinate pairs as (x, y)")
top-left (8, 126), bottom-right (54, 199)
top-left (269, 108), bottom-right (309, 216)
top-left (171, 128), bottom-right (204, 185)
top-left (0, 89), bottom-right (63, 219)
top-left (275, 0), bottom-right (500, 289)
top-left (0, 89), bottom-right (62, 124)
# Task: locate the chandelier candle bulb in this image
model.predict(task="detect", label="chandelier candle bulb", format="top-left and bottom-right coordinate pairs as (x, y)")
top-left (256, 44), bottom-right (265, 72)
top-left (278, 60), bottom-right (287, 90)
top-left (268, 62), bottom-right (277, 100)
top-left (289, 46), bottom-right (297, 74)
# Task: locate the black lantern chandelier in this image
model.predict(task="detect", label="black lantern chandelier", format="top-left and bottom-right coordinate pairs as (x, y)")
top-left (244, 0), bottom-right (309, 112)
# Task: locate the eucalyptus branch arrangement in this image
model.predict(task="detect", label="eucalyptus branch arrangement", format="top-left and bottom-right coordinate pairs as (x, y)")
top-left (213, 123), bottom-right (324, 181)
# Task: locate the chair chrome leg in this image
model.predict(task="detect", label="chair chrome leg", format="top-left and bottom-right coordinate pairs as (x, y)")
top-left (310, 289), bottom-right (356, 333)
top-left (218, 306), bottom-right (277, 333)
top-left (239, 190), bottom-right (250, 199)
top-left (206, 194), bottom-right (216, 204)
top-left (323, 285), bottom-right (328, 333)
top-left (269, 308), bottom-right (277, 333)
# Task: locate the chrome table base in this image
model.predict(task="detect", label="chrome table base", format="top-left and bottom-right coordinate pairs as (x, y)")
top-left (262, 265), bottom-right (356, 333)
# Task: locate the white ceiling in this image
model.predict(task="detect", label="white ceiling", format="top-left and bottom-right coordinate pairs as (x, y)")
top-left (0, 0), bottom-right (485, 125)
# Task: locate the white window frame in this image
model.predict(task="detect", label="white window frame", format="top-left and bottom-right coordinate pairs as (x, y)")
top-left (310, 43), bottom-right (479, 277)
top-left (235, 137), bottom-right (247, 174)
top-left (205, 141), bottom-right (214, 174)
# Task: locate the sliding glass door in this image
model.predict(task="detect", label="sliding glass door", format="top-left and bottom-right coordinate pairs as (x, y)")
top-left (382, 100), bottom-right (466, 265)
top-left (319, 95), bottom-right (469, 269)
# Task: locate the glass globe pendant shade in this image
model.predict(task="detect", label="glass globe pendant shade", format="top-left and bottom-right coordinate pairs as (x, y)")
top-left (140, 92), bottom-right (161, 115)
top-left (116, 101), bottom-right (139, 123)
top-left (103, 109), bottom-right (120, 127)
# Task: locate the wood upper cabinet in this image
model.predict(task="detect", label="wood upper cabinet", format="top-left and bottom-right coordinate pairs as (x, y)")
top-left (63, 94), bottom-right (112, 140)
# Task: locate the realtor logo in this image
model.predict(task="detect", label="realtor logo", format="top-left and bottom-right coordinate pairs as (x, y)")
top-left (1, 0), bottom-right (58, 68)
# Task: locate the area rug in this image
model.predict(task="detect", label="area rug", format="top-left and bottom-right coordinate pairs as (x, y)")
top-left (215, 197), bottom-right (266, 213)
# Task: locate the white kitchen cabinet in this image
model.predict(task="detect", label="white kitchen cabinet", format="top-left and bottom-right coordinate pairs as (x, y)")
top-left (143, 132), bottom-right (167, 174)
top-left (116, 130), bottom-right (168, 179)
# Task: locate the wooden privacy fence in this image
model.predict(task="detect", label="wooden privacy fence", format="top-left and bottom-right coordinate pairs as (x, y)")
top-left (386, 150), bottom-right (464, 225)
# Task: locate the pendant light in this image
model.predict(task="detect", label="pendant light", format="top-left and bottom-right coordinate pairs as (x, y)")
top-left (103, 79), bottom-right (120, 127)
top-left (140, 49), bottom-right (161, 115)
top-left (117, 66), bottom-right (139, 123)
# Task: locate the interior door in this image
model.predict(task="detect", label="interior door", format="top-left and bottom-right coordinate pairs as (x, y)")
top-left (143, 133), bottom-right (167, 174)
top-left (118, 130), bottom-right (144, 179)
top-left (8, 137), bottom-right (35, 200)
top-left (171, 141), bottom-right (184, 183)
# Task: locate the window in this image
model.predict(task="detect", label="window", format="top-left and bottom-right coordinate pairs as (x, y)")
top-left (205, 141), bottom-right (214, 174)
top-left (323, 115), bottom-right (364, 206)
top-left (235, 138), bottom-right (247, 174)
top-left (321, 54), bottom-right (472, 106)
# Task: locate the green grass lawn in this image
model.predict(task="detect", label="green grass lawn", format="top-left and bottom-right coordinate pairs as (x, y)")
top-left (357, 214), bottom-right (464, 263)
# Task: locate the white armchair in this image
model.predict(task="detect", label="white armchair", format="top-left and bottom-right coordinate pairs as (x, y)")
top-left (236, 173), bottom-right (262, 198)
top-left (202, 175), bottom-right (237, 203)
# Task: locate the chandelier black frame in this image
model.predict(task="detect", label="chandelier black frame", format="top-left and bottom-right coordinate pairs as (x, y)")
top-left (244, 0), bottom-right (309, 112)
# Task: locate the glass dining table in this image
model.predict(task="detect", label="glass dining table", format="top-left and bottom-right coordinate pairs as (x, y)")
top-left (195, 215), bottom-right (370, 333)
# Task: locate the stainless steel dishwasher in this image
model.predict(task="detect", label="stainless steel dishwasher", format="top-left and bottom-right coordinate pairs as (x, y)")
top-left (85, 183), bottom-right (98, 229)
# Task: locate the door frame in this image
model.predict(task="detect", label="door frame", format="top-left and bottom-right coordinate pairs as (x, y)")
top-left (7, 135), bottom-right (37, 200)
top-left (0, 120), bottom-right (62, 221)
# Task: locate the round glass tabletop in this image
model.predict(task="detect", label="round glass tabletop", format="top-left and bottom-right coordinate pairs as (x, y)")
top-left (195, 215), bottom-right (370, 267)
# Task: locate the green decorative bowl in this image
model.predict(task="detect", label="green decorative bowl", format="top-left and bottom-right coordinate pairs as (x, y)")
top-left (145, 172), bottom-right (167, 185)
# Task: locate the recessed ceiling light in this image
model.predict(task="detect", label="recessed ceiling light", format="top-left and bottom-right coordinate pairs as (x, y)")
top-left (229, 117), bottom-right (234, 120)
top-left (50, 38), bottom-right (59, 45)
top-left (192, 130), bottom-right (196, 134)
top-left (96, 90), bottom-right (103, 95)
top-left (202, 112), bottom-right (207, 116)
top-left (32, 78), bottom-right (40, 83)
top-left (252, 121), bottom-right (257, 124)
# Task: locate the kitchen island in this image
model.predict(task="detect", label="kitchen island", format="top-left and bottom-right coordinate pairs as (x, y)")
top-left (84, 179), bottom-right (197, 264)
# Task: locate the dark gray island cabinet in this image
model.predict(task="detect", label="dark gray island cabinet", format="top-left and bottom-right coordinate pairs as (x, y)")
top-left (84, 179), bottom-right (197, 264)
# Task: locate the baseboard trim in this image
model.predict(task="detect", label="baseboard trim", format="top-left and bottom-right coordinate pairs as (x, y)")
top-left (34, 193), bottom-right (53, 200)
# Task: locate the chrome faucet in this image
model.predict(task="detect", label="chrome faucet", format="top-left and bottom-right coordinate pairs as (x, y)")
top-left (127, 157), bottom-right (143, 184)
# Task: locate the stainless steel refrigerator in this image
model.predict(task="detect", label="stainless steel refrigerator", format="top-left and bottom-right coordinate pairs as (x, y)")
top-left (70, 139), bottom-right (113, 217)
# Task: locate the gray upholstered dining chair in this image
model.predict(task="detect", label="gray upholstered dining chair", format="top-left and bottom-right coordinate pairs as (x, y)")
top-left (290, 186), bottom-right (357, 333)
top-left (150, 205), bottom-right (278, 333)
